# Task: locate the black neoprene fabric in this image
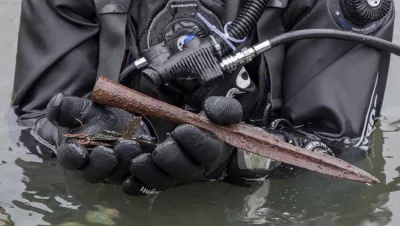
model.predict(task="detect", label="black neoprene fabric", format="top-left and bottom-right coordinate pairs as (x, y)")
top-left (12, 0), bottom-right (395, 149)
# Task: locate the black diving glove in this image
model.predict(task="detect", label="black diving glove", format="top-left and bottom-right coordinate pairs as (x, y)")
top-left (43, 93), bottom-right (155, 185)
top-left (121, 96), bottom-right (249, 195)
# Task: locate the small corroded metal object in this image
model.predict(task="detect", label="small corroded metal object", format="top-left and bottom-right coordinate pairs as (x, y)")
top-left (90, 76), bottom-right (380, 185)
top-left (64, 117), bottom-right (157, 150)
top-left (64, 131), bottom-right (157, 150)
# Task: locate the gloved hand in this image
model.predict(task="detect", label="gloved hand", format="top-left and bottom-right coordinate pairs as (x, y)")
top-left (121, 96), bottom-right (245, 195)
top-left (41, 93), bottom-right (270, 195)
top-left (44, 93), bottom-right (155, 185)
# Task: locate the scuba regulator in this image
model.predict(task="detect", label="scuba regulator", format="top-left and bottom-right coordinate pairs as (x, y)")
top-left (120, 0), bottom-right (270, 89)
top-left (121, 0), bottom-right (398, 89)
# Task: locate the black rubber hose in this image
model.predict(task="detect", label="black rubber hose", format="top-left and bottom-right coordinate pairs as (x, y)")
top-left (228, 0), bottom-right (269, 40)
top-left (118, 62), bottom-right (138, 83)
top-left (268, 29), bottom-right (400, 56)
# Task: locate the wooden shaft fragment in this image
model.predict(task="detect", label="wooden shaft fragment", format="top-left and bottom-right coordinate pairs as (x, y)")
top-left (91, 76), bottom-right (380, 184)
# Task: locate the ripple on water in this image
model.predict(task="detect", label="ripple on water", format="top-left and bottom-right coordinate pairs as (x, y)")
top-left (54, 196), bottom-right (81, 210)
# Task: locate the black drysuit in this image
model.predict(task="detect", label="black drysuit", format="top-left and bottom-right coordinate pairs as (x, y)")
top-left (12, 0), bottom-right (396, 160)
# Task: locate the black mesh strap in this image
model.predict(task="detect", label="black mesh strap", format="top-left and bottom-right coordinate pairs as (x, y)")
top-left (94, 0), bottom-right (132, 81)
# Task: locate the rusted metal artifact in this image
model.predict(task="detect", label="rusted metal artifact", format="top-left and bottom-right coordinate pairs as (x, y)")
top-left (90, 76), bottom-right (380, 185)
top-left (63, 131), bottom-right (156, 150)
top-left (64, 117), bottom-right (157, 150)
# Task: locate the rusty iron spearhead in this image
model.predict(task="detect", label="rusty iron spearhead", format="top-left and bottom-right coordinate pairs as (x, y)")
top-left (89, 76), bottom-right (380, 185)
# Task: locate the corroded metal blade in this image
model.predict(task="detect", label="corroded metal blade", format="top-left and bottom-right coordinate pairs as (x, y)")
top-left (91, 76), bottom-right (380, 184)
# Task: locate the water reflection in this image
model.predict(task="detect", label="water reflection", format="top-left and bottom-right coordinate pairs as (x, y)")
top-left (10, 129), bottom-right (122, 225)
top-left (224, 122), bottom-right (400, 226)
top-left (3, 107), bottom-right (400, 226)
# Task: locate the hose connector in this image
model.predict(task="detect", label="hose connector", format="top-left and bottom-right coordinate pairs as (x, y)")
top-left (220, 40), bottom-right (271, 72)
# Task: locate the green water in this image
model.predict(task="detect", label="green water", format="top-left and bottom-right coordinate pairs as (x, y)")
top-left (1, 1), bottom-right (400, 225)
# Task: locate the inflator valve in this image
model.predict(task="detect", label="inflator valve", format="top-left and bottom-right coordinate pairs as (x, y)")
top-left (340, 0), bottom-right (392, 25)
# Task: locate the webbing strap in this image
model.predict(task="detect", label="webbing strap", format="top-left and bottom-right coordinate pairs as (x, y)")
top-left (94, 0), bottom-right (132, 81)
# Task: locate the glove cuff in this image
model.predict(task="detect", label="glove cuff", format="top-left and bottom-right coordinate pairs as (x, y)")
top-left (202, 147), bottom-right (276, 183)
top-left (224, 148), bottom-right (272, 183)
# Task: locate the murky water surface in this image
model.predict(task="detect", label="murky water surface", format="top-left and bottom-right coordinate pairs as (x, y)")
top-left (1, 1), bottom-right (400, 226)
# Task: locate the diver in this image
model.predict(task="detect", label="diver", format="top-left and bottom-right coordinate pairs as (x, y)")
top-left (11, 0), bottom-right (396, 196)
